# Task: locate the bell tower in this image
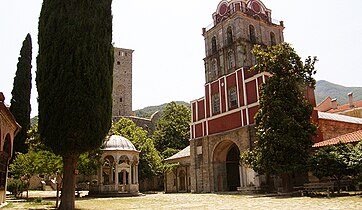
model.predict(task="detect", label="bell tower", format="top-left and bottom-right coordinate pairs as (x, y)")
top-left (202, 0), bottom-right (284, 83)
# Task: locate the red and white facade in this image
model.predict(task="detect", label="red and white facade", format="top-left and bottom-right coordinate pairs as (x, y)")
top-left (191, 68), bottom-right (270, 138)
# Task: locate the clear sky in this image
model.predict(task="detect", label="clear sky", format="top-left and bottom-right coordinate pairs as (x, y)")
top-left (1, 0), bottom-right (362, 117)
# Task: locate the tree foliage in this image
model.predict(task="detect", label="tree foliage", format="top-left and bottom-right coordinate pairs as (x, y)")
top-left (36, 0), bottom-right (113, 208)
top-left (152, 102), bottom-right (191, 158)
top-left (309, 143), bottom-right (354, 181)
top-left (110, 118), bottom-right (162, 181)
top-left (242, 43), bottom-right (317, 175)
top-left (10, 33), bottom-right (32, 155)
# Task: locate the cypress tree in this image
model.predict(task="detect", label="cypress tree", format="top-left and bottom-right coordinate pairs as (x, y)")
top-left (10, 33), bottom-right (32, 155)
top-left (36, 0), bottom-right (113, 209)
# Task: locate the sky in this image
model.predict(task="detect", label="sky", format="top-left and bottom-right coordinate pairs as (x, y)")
top-left (1, 0), bottom-right (362, 117)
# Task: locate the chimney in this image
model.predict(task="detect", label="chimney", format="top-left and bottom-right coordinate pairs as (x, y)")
top-left (331, 98), bottom-right (337, 109)
top-left (348, 92), bottom-right (354, 108)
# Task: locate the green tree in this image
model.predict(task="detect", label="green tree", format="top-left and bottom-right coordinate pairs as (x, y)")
top-left (241, 43), bottom-right (317, 191)
top-left (111, 118), bottom-right (162, 181)
top-left (152, 102), bottom-right (191, 158)
top-left (309, 143), bottom-right (355, 192)
top-left (10, 33), bottom-right (32, 155)
top-left (36, 1), bottom-right (113, 209)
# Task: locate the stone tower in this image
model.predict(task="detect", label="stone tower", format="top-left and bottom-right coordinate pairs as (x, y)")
top-left (112, 47), bottom-right (134, 117)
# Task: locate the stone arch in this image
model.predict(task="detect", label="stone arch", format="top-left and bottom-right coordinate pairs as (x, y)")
top-left (211, 36), bottom-right (217, 54)
top-left (270, 31), bottom-right (276, 46)
top-left (212, 139), bottom-right (240, 191)
top-left (178, 169), bottom-right (186, 191)
top-left (249, 25), bottom-right (256, 43)
top-left (102, 155), bottom-right (115, 185)
top-left (119, 155), bottom-right (130, 165)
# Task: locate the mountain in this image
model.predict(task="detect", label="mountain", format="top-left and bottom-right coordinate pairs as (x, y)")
top-left (315, 80), bottom-right (362, 105)
top-left (134, 101), bottom-right (190, 118)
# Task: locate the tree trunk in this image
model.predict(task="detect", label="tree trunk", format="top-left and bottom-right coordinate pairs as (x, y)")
top-left (59, 153), bottom-right (79, 210)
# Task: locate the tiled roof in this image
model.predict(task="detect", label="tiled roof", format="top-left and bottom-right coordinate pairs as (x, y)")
top-left (327, 101), bottom-right (362, 113)
top-left (318, 111), bottom-right (362, 124)
top-left (313, 130), bottom-right (362, 148)
top-left (165, 146), bottom-right (190, 161)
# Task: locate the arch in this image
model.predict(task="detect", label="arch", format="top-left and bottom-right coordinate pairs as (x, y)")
top-left (270, 32), bottom-right (276, 46)
top-left (119, 155), bottom-right (130, 165)
top-left (179, 170), bottom-right (186, 191)
top-left (212, 140), bottom-right (240, 191)
top-left (226, 26), bottom-right (233, 45)
top-left (211, 36), bottom-right (217, 54)
top-left (103, 155), bottom-right (114, 166)
top-left (249, 25), bottom-right (256, 43)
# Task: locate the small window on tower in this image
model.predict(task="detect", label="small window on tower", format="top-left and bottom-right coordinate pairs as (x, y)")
top-left (120, 97), bottom-right (123, 102)
top-left (212, 93), bottom-right (220, 114)
top-left (211, 36), bottom-right (217, 54)
top-left (270, 32), bottom-right (276, 46)
top-left (227, 27), bottom-right (233, 45)
top-left (249, 25), bottom-right (256, 44)
top-left (228, 87), bottom-right (238, 109)
top-left (117, 61), bottom-right (120, 65)
top-left (118, 51), bottom-right (121, 56)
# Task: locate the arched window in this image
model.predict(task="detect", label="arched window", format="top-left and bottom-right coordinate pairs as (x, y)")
top-left (227, 50), bottom-right (235, 70)
top-left (249, 25), bottom-right (256, 43)
top-left (270, 32), bottom-right (276, 46)
top-left (211, 36), bottom-right (217, 54)
top-left (226, 27), bottom-right (233, 45)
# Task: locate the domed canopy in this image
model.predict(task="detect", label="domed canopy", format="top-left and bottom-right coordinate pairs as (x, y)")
top-left (102, 135), bottom-right (138, 151)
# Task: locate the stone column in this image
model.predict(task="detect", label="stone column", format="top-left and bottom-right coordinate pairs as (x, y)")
top-left (136, 165), bottom-right (139, 184)
top-left (239, 165), bottom-right (243, 188)
top-left (115, 165), bottom-right (119, 191)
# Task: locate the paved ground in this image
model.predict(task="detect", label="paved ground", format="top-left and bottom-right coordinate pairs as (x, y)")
top-left (5, 191), bottom-right (362, 210)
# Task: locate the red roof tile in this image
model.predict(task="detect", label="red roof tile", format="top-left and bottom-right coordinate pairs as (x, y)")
top-left (313, 130), bottom-right (362, 148)
top-left (327, 101), bottom-right (362, 113)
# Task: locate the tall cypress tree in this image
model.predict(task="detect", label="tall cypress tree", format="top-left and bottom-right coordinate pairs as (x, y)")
top-left (36, 0), bottom-right (113, 209)
top-left (10, 33), bottom-right (32, 155)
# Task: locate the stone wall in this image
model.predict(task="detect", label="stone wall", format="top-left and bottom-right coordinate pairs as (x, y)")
top-left (319, 119), bottom-right (362, 140)
top-left (190, 125), bottom-right (257, 193)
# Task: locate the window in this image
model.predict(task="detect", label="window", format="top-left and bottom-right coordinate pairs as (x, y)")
top-left (212, 93), bottom-right (220, 114)
top-left (117, 61), bottom-right (120, 65)
top-left (270, 32), bottom-right (276, 46)
top-left (227, 51), bottom-right (235, 70)
top-left (249, 25), bottom-right (256, 43)
top-left (120, 97), bottom-right (123, 102)
top-left (211, 36), bottom-right (217, 54)
top-left (228, 87), bottom-right (238, 109)
top-left (227, 27), bottom-right (233, 45)
top-left (211, 59), bottom-right (218, 78)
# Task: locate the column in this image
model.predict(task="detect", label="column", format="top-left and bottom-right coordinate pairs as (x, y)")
top-left (239, 165), bottom-right (243, 188)
top-left (115, 165), bottom-right (119, 191)
top-left (136, 165), bottom-right (139, 184)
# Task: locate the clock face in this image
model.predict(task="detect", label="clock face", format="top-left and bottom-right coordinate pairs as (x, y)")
top-left (219, 3), bottom-right (228, 16)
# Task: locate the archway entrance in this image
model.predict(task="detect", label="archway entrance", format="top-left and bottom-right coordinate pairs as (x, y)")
top-left (226, 144), bottom-right (240, 191)
top-left (213, 140), bottom-right (241, 192)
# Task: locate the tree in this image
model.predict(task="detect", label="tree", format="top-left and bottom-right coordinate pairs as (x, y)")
top-left (152, 102), bottom-right (191, 158)
top-left (309, 143), bottom-right (355, 192)
top-left (241, 43), bottom-right (317, 191)
top-left (36, 0), bottom-right (113, 209)
top-left (10, 33), bottom-right (32, 155)
top-left (110, 118), bottom-right (162, 181)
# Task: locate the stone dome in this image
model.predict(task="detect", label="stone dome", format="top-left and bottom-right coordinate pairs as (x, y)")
top-left (102, 135), bottom-right (138, 151)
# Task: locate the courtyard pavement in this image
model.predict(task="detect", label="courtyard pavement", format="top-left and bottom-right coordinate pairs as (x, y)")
top-left (6, 190), bottom-right (362, 210)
